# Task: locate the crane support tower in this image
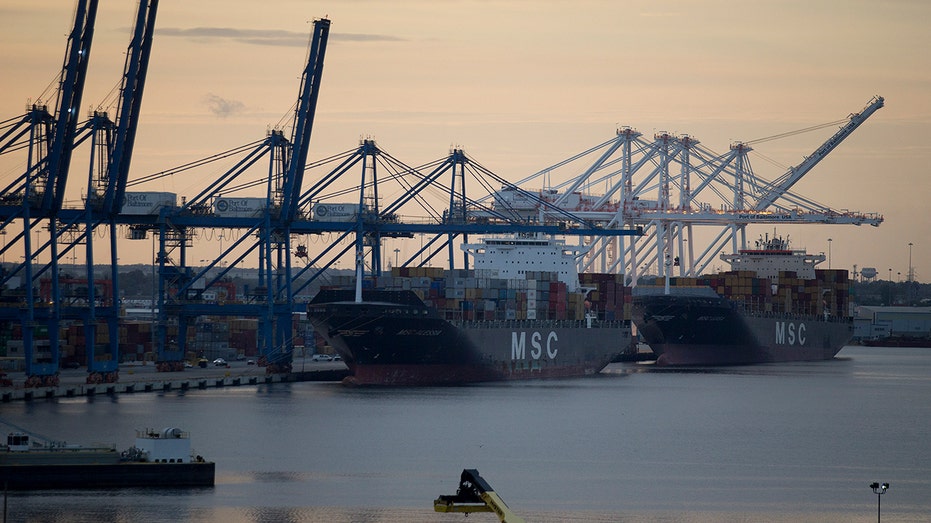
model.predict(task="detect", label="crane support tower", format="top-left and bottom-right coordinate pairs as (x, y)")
top-left (142, 18), bottom-right (330, 373)
top-left (0, 0), bottom-right (158, 386)
top-left (0, 0), bottom-right (100, 385)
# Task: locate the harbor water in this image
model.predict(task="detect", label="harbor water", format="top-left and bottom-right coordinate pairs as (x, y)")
top-left (2, 345), bottom-right (930, 522)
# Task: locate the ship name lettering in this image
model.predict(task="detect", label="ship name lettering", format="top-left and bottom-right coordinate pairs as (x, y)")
top-left (775, 321), bottom-right (807, 345)
top-left (511, 331), bottom-right (558, 360)
top-left (397, 329), bottom-right (442, 336)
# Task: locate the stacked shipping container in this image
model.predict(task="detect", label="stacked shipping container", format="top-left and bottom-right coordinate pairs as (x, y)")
top-left (655, 268), bottom-right (850, 318)
top-left (324, 267), bottom-right (633, 322)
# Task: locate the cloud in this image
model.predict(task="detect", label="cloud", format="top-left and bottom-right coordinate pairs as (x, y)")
top-left (203, 93), bottom-right (245, 118)
top-left (157, 27), bottom-right (404, 47)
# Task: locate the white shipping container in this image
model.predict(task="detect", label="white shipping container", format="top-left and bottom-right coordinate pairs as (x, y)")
top-left (214, 197), bottom-right (266, 218)
top-left (121, 192), bottom-right (177, 215)
top-left (313, 202), bottom-right (358, 222)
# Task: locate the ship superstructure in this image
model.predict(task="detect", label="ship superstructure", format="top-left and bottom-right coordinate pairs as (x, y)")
top-left (461, 233), bottom-right (588, 292)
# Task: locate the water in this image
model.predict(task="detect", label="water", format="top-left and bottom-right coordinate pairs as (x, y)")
top-left (3, 346), bottom-right (930, 522)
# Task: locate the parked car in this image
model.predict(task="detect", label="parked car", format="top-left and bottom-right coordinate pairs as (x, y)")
top-left (311, 354), bottom-right (333, 362)
top-left (213, 358), bottom-right (227, 366)
top-left (246, 359), bottom-right (255, 365)
top-left (332, 354), bottom-right (342, 361)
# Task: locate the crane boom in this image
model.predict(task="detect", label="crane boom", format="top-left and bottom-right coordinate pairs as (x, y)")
top-left (46, 0), bottom-right (99, 212)
top-left (109, 0), bottom-right (159, 214)
top-left (281, 18), bottom-right (330, 221)
top-left (753, 95), bottom-right (884, 211)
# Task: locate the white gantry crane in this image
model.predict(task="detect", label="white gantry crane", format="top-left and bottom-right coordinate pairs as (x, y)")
top-left (473, 96), bottom-right (884, 285)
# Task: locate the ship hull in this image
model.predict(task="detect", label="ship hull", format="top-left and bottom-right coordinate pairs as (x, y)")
top-left (632, 294), bottom-right (852, 366)
top-left (309, 290), bottom-right (631, 386)
top-left (0, 462), bottom-right (215, 490)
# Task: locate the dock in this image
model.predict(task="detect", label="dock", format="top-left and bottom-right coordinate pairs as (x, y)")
top-left (0, 361), bottom-right (349, 403)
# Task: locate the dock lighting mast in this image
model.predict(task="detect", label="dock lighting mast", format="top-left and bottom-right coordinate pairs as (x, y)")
top-left (869, 482), bottom-right (889, 522)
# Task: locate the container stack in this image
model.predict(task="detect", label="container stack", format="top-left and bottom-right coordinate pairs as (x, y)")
top-left (655, 268), bottom-right (851, 318)
top-left (229, 318), bottom-right (258, 356)
top-left (580, 272), bottom-right (632, 321)
top-left (320, 267), bottom-right (632, 322)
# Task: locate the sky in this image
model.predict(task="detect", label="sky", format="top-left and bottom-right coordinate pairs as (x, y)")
top-left (1, 0), bottom-right (929, 282)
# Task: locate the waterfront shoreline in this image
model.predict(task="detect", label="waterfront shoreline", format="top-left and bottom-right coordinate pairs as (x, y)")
top-left (0, 361), bottom-right (349, 402)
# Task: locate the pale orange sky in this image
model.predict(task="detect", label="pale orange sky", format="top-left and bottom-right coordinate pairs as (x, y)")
top-left (1, 1), bottom-right (929, 280)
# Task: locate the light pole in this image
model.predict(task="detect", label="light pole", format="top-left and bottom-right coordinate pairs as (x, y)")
top-left (827, 238), bottom-right (832, 269)
top-left (869, 482), bottom-right (889, 522)
top-left (394, 248), bottom-right (400, 268)
top-left (908, 242), bottom-right (913, 282)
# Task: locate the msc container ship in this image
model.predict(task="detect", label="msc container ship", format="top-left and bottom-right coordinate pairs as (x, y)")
top-left (0, 427), bottom-right (214, 490)
top-left (632, 234), bottom-right (853, 366)
top-left (307, 234), bottom-right (633, 385)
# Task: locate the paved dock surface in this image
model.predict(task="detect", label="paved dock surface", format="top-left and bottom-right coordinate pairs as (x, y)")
top-left (1, 360), bottom-right (350, 402)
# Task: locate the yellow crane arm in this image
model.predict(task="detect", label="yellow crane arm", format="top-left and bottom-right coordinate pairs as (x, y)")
top-left (434, 468), bottom-right (525, 523)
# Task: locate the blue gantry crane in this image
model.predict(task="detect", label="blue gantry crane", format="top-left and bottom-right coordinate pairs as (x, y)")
top-left (1, 9), bottom-right (640, 385)
top-left (0, 0), bottom-right (99, 385)
top-left (123, 18), bottom-right (330, 372)
top-left (74, 0), bottom-right (159, 383)
top-left (286, 139), bottom-right (639, 305)
top-left (0, 0), bottom-right (158, 385)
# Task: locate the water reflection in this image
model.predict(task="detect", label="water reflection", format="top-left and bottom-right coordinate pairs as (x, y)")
top-left (4, 346), bottom-right (931, 522)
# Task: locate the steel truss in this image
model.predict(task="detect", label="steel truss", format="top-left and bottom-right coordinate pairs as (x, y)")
top-left (472, 97), bottom-right (884, 285)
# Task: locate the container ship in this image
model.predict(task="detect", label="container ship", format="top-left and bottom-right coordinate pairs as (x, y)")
top-left (307, 234), bottom-right (633, 385)
top-left (632, 234), bottom-right (853, 365)
top-left (0, 427), bottom-right (215, 490)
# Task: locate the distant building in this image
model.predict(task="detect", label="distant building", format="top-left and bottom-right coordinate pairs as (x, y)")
top-left (854, 306), bottom-right (931, 340)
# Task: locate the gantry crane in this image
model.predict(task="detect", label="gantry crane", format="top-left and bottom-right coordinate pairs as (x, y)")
top-left (284, 139), bottom-right (639, 304)
top-left (0, 0), bottom-right (158, 385)
top-left (124, 18), bottom-right (330, 372)
top-left (76, 0), bottom-right (159, 383)
top-left (0, 0), bottom-right (99, 385)
top-left (465, 96), bottom-right (884, 284)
